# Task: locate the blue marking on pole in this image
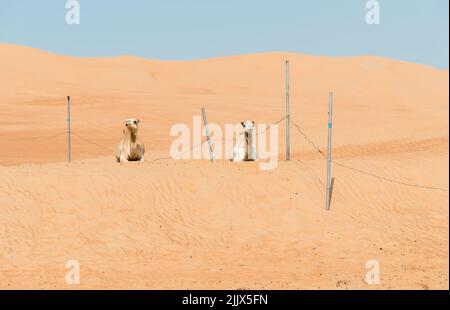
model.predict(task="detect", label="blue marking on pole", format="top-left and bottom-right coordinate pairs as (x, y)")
top-left (328, 123), bottom-right (332, 129)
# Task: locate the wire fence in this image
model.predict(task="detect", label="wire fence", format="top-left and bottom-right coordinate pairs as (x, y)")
top-left (152, 116), bottom-right (286, 162)
top-left (290, 118), bottom-right (325, 157)
top-left (1, 114), bottom-right (447, 193)
top-left (289, 117), bottom-right (449, 193)
top-left (1, 132), bottom-right (67, 141)
top-left (330, 160), bottom-right (448, 192)
top-left (71, 132), bottom-right (114, 153)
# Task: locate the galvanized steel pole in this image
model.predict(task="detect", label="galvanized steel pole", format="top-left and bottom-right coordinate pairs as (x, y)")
top-left (201, 107), bottom-right (215, 163)
top-left (285, 60), bottom-right (291, 161)
top-left (67, 96), bottom-right (71, 163)
top-left (326, 92), bottom-right (334, 211)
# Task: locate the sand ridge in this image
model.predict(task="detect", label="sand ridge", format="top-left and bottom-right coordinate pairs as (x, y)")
top-left (0, 44), bottom-right (448, 289)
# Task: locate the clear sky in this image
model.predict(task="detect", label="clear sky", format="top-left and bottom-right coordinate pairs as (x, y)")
top-left (0, 0), bottom-right (448, 68)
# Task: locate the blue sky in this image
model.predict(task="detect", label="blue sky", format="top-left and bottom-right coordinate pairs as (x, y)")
top-left (0, 0), bottom-right (448, 68)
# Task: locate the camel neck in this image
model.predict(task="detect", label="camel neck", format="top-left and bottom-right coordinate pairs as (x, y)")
top-left (244, 131), bottom-right (253, 145)
top-left (125, 130), bottom-right (137, 142)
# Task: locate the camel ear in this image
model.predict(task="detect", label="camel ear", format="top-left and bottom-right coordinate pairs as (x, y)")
top-left (137, 119), bottom-right (140, 124)
top-left (252, 121), bottom-right (255, 125)
top-left (241, 122), bottom-right (245, 127)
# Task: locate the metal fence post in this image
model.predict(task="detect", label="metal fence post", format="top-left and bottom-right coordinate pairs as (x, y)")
top-left (285, 60), bottom-right (291, 161)
top-left (326, 92), bottom-right (334, 211)
top-left (67, 96), bottom-right (71, 163)
top-left (201, 107), bottom-right (215, 162)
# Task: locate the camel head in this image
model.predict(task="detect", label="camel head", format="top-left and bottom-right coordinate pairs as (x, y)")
top-left (240, 120), bottom-right (255, 133)
top-left (124, 118), bottom-right (140, 134)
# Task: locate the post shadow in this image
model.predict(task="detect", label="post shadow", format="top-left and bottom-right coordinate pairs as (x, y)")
top-left (329, 177), bottom-right (335, 209)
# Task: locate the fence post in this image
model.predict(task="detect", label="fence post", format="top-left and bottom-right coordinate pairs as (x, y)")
top-left (201, 107), bottom-right (215, 163)
top-left (67, 96), bottom-right (71, 163)
top-left (285, 60), bottom-right (291, 161)
top-left (326, 92), bottom-right (334, 211)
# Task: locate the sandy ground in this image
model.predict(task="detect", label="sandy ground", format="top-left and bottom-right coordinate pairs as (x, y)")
top-left (0, 44), bottom-right (448, 289)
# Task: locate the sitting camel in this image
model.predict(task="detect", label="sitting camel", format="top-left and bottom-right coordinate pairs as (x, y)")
top-left (231, 120), bottom-right (258, 162)
top-left (115, 118), bottom-right (145, 162)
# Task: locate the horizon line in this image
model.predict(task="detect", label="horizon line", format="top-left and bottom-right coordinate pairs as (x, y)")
top-left (1, 42), bottom-right (448, 72)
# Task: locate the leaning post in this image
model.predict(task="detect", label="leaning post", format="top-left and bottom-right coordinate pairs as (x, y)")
top-left (201, 107), bottom-right (215, 163)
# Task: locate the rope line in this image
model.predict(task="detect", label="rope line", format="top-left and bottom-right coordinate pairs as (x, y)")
top-left (4, 115), bottom-right (447, 193)
top-left (331, 160), bottom-right (448, 192)
top-left (151, 117), bottom-right (286, 162)
top-left (68, 128), bottom-right (271, 163)
top-left (289, 117), bottom-right (449, 192)
top-left (0, 132), bottom-right (67, 141)
top-left (151, 141), bottom-right (205, 162)
top-left (255, 116), bottom-right (286, 137)
top-left (71, 133), bottom-right (114, 152)
top-left (290, 118), bottom-right (326, 157)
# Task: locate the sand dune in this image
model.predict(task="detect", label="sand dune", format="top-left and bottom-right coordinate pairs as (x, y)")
top-left (0, 44), bottom-right (448, 289)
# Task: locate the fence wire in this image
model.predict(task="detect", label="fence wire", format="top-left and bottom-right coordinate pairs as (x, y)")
top-left (71, 132), bottom-right (114, 153)
top-left (1, 132), bottom-right (67, 141)
top-left (289, 117), bottom-right (448, 193)
top-left (152, 116), bottom-right (286, 162)
top-left (290, 118), bottom-right (326, 157)
top-left (330, 160), bottom-right (448, 192)
top-left (1, 114), bottom-right (447, 193)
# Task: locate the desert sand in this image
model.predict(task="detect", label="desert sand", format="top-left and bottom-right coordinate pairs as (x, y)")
top-left (0, 44), bottom-right (448, 289)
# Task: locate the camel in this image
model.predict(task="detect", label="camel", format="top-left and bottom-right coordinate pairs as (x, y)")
top-left (115, 118), bottom-right (145, 162)
top-left (231, 120), bottom-right (258, 162)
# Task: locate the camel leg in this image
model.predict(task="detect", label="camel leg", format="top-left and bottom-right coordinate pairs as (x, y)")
top-left (119, 154), bottom-right (129, 163)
